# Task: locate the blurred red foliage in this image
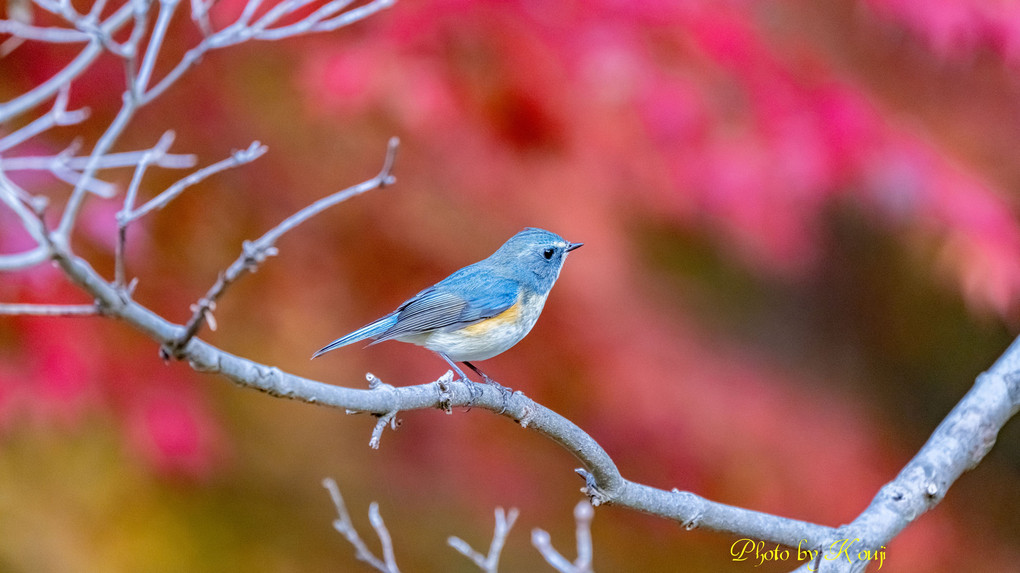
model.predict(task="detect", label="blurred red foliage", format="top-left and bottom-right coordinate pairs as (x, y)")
top-left (125, 386), bottom-right (221, 479)
top-left (866, 0), bottom-right (1020, 61)
top-left (291, 0), bottom-right (1020, 313)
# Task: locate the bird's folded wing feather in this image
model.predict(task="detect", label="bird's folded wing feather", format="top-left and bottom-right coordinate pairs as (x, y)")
top-left (375, 271), bottom-right (519, 341)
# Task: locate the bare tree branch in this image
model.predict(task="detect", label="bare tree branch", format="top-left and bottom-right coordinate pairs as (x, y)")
top-left (134, 0), bottom-right (180, 97)
top-left (0, 2), bottom-right (135, 122)
top-left (124, 141), bottom-right (268, 223)
top-left (34, 0), bottom-right (82, 21)
top-left (3, 128), bottom-right (852, 550)
top-left (0, 148), bottom-right (196, 171)
top-left (254, 0), bottom-right (396, 40)
top-left (143, 0), bottom-right (397, 102)
top-left (448, 506), bottom-right (519, 573)
top-left (0, 140), bottom-right (196, 206)
top-left (38, 215), bottom-right (845, 550)
top-left (0, 85), bottom-right (90, 153)
top-left (365, 373), bottom-right (402, 449)
top-left (368, 501), bottom-right (400, 571)
top-left (2, 0), bottom-right (397, 247)
top-left (163, 137), bottom-right (398, 355)
top-left (532, 501), bottom-right (595, 573)
top-left (0, 20), bottom-right (91, 44)
top-left (0, 169), bottom-right (48, 246)
top-left (0, 245), bottom-right (50, 271)
top-left (791, 340), bottom-right (1020, 573)
top-left (189, 0), bottom-right (215, 37)
top-left (573, 501), bottom-right (594, 570)
top-left (323, 478), bottom-right (401, 573)
top-left (116, 130), bottom-right (179, 287)
top-left (0, 303), bottom-right (99, 316)
top-left (0, 15), bottom-right (91, 43)
top-left (57, 97), bottom-right (139, 238)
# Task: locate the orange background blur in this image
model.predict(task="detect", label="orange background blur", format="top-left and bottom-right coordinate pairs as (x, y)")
top-left (2, 0), bottom-right (1020, 571)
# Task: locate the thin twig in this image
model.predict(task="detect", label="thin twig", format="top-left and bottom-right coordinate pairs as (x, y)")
top-left (1, 140), bottom-right (193, 203)
top-left (56, 96), bottom-right (138, 239)
top-left (0, 169), bottom-right (48, 245)
top-left (572, 501), bottom-right (594, 571)
top-left (134, 0), bottom-right (180, 96)
top-left (34, 0), bottom-right (80, 21)
top-left (253, 0), bottom-right (356, 40)
top-left (141, 43), bottom-right (207, 103)
top-left (532, 529), bottom-right (574, 572)
top-left (234, 0), bottom-right (265, 28)
top-left (251, 0), bottom-right (320, 34)
top-left (365, 373), bottom-right (401, 448)
top-left (322, 478), bottom-right (400, 573)
top-left (86, 0), bottom-right (111, 22)
top-left (51, 0), bottom-right (166, 241)
top-left (126, 141), bottom-right (267, 223)
top-left (113, 0), bottom-right (155, 81)
top-left (0, 3), bottom-right (135, 123)
top-left (0, 303), bottom-right (98, 316)
top-left (255, 136), bottom-right (398, 244)
top-left (189, 0), bottom-right (215, 36)
top-left (0, 246), bottom-right (51, 271)
top-left (448, 507), bottom-right (520, 572)
top-left (0, 18), bottom-right (92, 43)
top-left (142, 0), bottom-right (396, 102)
top-left (0, 84), bottom-right (90, 153)
top-left (48, 154), bottom-right (118, 197)
top-left (0, 149), bottom-right (196, 171)
top-left (165, 137), bottom-right (397, 354)
top-left (531, 501), bottom-right (595, 573)
top-left (116, 130), bottom-right (178, 287)
top-left (292, 0), bottom-right (396, 35)
top-left (368, 502), bottom-right (400, 572)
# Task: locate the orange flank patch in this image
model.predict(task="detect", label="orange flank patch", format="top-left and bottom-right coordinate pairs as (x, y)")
top-left (460, 303), bottom-right (521, 335)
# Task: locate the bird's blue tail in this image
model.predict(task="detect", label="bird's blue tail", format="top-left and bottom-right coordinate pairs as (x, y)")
top-left (311, 313), bottom-right (398, 359)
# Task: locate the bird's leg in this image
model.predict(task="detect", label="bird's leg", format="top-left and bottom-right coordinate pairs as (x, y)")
top-left (462, 361), bottom-right (506, 389)
top-left (463, 361), bottom-right (512, 413)
top-left (438, 353), bottom-right (482, 404)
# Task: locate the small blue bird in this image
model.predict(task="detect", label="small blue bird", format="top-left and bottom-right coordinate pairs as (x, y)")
top-left (312, 228), bottom-right (582, 391)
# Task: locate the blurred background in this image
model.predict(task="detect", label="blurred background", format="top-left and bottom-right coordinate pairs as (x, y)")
top-left (2, 0), bottom-right (1020, 571)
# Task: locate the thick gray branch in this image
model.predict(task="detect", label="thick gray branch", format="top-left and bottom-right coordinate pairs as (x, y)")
top-left (12, 129), bottom-right (1017, 567)
top-left (43, 225), bottom-right (840, 550)
top-left (47, 211), bottom-right (1020, 562)
top-left (793, 339), bottom-right (1020, 573)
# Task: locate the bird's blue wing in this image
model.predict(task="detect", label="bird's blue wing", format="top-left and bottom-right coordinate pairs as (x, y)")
top-left (375, 266), bottom-right (519, 341)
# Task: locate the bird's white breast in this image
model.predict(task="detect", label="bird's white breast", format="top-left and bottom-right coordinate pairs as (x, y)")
top-left (418, 290), bottom-right (549, 362)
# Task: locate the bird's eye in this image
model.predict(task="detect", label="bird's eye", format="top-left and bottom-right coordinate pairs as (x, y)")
top-left (542, 248), bottom-right (555, 260)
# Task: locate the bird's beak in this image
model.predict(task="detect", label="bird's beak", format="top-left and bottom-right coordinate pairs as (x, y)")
top-left (566, 242), bottom-right (583, 252)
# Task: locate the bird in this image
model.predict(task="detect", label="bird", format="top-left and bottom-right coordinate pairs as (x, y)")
top-left (312, 228), bottom-right (582, 393)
